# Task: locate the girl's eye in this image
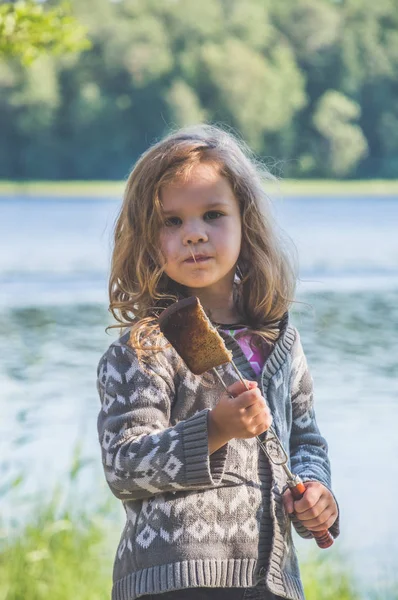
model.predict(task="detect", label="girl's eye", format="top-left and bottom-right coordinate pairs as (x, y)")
top-left (205, 211), bottom-right (223, 220)
top-left (163, 212), bottom-right (223, 226)
top-left (164, 217), bottom-right (181, 227)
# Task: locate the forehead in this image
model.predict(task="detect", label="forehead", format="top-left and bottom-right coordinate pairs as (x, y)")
top-left (160, 163), bottom-right (237, 213)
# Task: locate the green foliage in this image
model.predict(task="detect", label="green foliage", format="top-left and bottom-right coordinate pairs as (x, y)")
top-left (301, 552), bottom-right (361, 600)
top-left (0, 1), bottom-right (91, 65)
top-left (0, 442), bottom-right (397, 600)
top-left (1, 470), bottom-right (395, 600)
top-left (0, 0), bottom-right (397, 179)
top-left (122, 14), bottom-right (174, 87)
top-left (312, 90), bottom-right (368, 176)
top-left (200, 39), bottom-right (306, 151)
top-left (0, 500), bottom-right (113, 599)
top-left (272, 0), bottom-right (341, 63)
top-left (0, 442), bottom-right (118, 600)
top-left (165, 79), bottom-right (207, 128)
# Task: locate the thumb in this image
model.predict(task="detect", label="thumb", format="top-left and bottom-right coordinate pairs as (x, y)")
top-left (282, 488), bottom-right (295, 515)
top-left (226, 379), bottom-right (257, 396)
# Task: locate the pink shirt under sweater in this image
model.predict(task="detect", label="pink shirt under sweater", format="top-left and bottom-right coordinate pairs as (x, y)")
top-left (221, 326), bottom-right (272, 377)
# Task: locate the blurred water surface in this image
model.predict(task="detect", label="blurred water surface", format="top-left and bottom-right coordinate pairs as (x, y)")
top-left (1, 195), bottom-right (397, 590)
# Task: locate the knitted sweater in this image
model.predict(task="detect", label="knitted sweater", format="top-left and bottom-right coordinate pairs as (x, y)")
top-left (97, 313), bottom-right (339, 600)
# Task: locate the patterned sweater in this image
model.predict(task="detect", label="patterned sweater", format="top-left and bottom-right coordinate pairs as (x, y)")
top-left (97, 313), bottom-right (339, 600)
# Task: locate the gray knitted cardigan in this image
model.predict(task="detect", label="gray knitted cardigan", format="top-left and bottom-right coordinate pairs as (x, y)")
top-left (97, 314), bottom-right (339, 600)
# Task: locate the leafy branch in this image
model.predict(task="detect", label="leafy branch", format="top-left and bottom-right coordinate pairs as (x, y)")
top-left (0, 0), bottom-right (91, 65)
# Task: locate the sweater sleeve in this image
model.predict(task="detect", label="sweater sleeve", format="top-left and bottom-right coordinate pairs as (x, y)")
top-left (288, 329), bottom-right (340, 540)
top-left (96, 342), bottom-right (228, 501)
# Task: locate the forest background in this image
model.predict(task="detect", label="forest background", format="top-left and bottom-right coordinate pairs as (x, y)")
top-left (1, 0), bottom-right (398, 181)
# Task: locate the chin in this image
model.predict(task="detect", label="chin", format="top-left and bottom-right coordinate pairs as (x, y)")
top-left (183, 281), bottom-right (213, 290)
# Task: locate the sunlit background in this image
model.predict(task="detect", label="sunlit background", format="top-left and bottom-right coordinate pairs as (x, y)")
top-left (1, 1), bottom-right (398, 599)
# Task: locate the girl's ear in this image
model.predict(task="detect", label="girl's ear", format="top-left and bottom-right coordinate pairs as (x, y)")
top-left (235, 263), bottom-right (244, 281)
top-left (236, 254), bottom-right (248, 278)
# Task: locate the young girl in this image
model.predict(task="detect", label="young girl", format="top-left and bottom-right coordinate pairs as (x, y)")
top-left (97, 125), bottom-right (339, 600)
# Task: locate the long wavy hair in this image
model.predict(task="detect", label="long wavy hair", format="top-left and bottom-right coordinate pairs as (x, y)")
top-left (108, 124), bottom-right (298, 354)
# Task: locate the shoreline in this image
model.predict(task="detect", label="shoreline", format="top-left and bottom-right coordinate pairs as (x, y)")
top-left (1, 179), bottom-right (398, 197)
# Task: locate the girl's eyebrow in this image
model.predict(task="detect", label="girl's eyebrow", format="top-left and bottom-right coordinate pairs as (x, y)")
top-left (162, 201), bottom-right (230, 216)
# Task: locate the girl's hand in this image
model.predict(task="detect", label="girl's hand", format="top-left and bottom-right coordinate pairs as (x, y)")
top-left (208, 379), bottom-right (272, 453)
top-left (282, 481), bottom-right (338, 532)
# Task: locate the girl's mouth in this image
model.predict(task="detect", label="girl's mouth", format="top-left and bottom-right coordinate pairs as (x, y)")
top-left (185, 257), bottom-right (211, 263)
top-left (185, 245), bottom-right (212, 264)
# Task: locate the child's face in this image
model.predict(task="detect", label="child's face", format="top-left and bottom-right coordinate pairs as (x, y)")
top-left (159, 163), bottom-right (242, 300)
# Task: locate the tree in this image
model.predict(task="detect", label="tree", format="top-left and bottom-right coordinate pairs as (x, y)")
top-left (199, 39), bottom-right (306, 152)
top-left (312, 90), bottom-right (368, 176)
top-left (1, 0), bottom-right (397, 179)
top-left (0, 0), bottom-right (90, 65)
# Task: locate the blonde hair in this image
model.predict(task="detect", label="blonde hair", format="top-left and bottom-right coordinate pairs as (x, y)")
top-left (108, 124), bottom-right (297, 353)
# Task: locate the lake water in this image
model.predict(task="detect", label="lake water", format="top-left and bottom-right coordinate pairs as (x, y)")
top-left (1, 194), bottom-right (398, 593)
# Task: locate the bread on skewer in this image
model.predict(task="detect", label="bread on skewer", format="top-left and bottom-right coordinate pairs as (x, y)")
top-left (158, 296), bottom-right (232, 375)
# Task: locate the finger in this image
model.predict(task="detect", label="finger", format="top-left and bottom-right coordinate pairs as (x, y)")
top-left (298, 506), bottom-right (338, 531)
top-left (294, 496), bottom-right (326, 520)
top-left (234, 388), bottom-right (264, 410)
top-left (243, 398), bottom-right (267, 418)
top-left (282, 489), bottom-right (294, 514)
top-left (293, 484), bottom-right (323, 514)
top-left (249, 415), bottom-right (272, 435)
top-left (246, 406), bottom-right (272, 429)
top-left (226, 379), bottom-right (257, 397)
top-left (295, 493), bottom-right (337, 525)
top-left (295, 501), bottom-right (328, 524)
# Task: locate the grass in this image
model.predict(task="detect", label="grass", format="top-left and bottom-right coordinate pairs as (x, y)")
top-left (1, 179), bottom-right (398, 197)
top-left (0, 181), bottom-right (125, 198)
top-left (0, 500), bottom-right (112, 600)
top-left (2, 499), bottom-right (395, 600)
top-left (280, 179), bottom-right (398, 196)
top-left (0, 446), bottom-right (117, 600)
top-left (301, 552), bottom-right (361, 600)
top-left (302, 554), bottom-right (398, 600)
top-left (2, 515), bottom-right (397, 600)
top-left (2, 508), bottom-right (367, 600)
top-left (0, 450), bottom-right (396, 600)
top-left (0, 515), bottom-right (378, 600)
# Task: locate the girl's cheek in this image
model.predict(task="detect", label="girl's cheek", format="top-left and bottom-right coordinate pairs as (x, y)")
top-left (158, 230), bottom-right (167, 252)
top-left (159, 233), bottom-right (174, 262)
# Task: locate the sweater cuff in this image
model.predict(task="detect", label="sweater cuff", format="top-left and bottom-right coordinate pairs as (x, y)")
top-left (182, 409), bottom-right (228, 487)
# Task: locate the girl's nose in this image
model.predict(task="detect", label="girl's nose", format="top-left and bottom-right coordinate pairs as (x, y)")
top-left (183, 227), bottom-right (208, 246)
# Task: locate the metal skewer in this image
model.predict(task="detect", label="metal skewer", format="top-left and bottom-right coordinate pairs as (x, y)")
top-left (157, 294), bottom-right (333, 549)
top-left (212, 362), bottom-right (334, 549)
